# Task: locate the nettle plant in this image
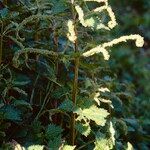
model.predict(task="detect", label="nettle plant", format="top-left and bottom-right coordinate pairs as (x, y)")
top-left (0, 0), bottom-right (144, 149)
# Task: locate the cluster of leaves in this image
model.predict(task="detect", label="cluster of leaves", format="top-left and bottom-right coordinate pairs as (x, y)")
top-left (0, 0), bottom-right (149, 150)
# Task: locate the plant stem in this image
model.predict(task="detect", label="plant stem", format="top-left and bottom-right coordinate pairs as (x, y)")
top-left (70, 57), bottom-right (79, 145)
top-left (70, 0), bottom-right (79, 145)
top-left (0, 21), bottom-right (3, 64)
top-left (34, 83), bottom-right (53, 120)
top-left (0, 36), bottom-right (2, 64)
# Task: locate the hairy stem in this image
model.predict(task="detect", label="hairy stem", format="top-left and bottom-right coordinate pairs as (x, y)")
top-left (34, 83), bottom-right (53, 120)
top-left (70, 57), bottom-right (79, 145)
top-left (52, 27), bottom-right (59, 123)
top-left (0, 20), bottom-right (3, 64)
top-left (0, 35), bottom-right (2, 64)
top-left (70, 0), bottom-right (79, 145)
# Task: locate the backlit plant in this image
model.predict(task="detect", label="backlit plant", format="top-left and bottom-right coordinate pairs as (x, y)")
top-left (0, 0), bottom-right (146, 149)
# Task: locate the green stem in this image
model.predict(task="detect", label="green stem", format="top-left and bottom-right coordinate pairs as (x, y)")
top-left (70, 57), bottom-right (79, 145)
top-left (30, 74), bottom-right (39, 104)
top-left (34, 83), bottom-right (53, 120)
top-left (70, 0), bottom-right (79, 145)
top-left (0, 35), bottom-right (2, 64)
top-left (0, 20), bottom-right (3, 64)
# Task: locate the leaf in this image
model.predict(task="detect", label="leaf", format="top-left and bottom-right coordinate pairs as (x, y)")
top-left (51, 87), bottom-right (69, 99)
top-left (13, 100), bottom-right (32, 110)
top-left (47, 136), bottom-right (62, 149)
top-left (85, 78), bottom-right (93, 88)
top-left (94, 132), bottom-right (109, 150)
top-left (0, 105), bottom-right (21, 121)
top-left (62, 145), bottom-right (76, 150)
top-left (75, 122), bottom-right (91, 137)
top-left (45, 124), bottom-right (63, 149)
top-left (27, 145), bottom-right (44, 150)
top-left (115, 119), bottom-right (128, 136)
top-left (14, 75), bottom-right (30, 85)
top-left (13, 87), bottom-right (28, 96)
top-left (45, 124), bottom-right (63, 139)
top-left (12, 81), bottom-right (30, 86)
top-left (51, 0), bottom-right (68, 14)
top-left (112, 96), bottom-right (123, 113)
top-left (126, 142), bottom-right (134, 150)
top-left (124, 118), bottom-right (139, 129)
top-left (76, 97), bottom-right (94, 110)
top-left (31, 121), bottom-right (43, 134)
top-left (109, 122), bottom-right (115, 146)
top-left (74, 105), bottom-right (109, 126)
top-left (59, 100), bottom-right (74, 112)
top-left (14, 143), bottom-right (25, 150)
top-left (0, 8), bottom-right (8, 19)
top-left (8, 36), bottom-right (24, 49)
top-left (35, 60), bottom-right (56, 80)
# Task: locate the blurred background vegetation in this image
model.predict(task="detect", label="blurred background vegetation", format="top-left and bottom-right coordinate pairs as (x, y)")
top-left (110, 0), bottom-right (150, 148)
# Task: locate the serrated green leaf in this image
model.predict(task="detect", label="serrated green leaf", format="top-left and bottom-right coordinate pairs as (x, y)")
top-left (13, 100), bottom-right (32, 110)
top-left (62, 145), bottom-right (76, 150)
top-left (94, 132), bottom-right (109, 150)
top-left (12, 81), bottom-right (30, 86)
top-left (85, 78), bottom-right (93, 88)
top-left (27, 145), bottom-right (44, 150)
top-left (0, 8), bottom-right (8, 19)
top-left (45, 124), bottom-right (63, 149)
top-left (75, 122), bottom-right (91, 137)
top-left (13, 87), bottom-right (28, 96)
top-left (109, 122), bottom-right (115, 146)
top-left (51, 0), bottom-right (68, 14)
top-left (31, 121), bottom-right (43, 134)
top-left (0, 105), bottom-right (21, 121)
top-left (74, 105), bottom-right (109, 126)
top-left (59, 100), bottom-right (74, 112)
top-left (45, 124), bottom-right (63, 139)
top-left (51, 87), bottom-right (69, 99)
top-left (126, 142), bottom-right (134, 150)
top-left (48, 136), bottom-right (62, 149)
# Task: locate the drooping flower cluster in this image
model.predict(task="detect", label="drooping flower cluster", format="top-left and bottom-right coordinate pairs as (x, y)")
top-left (83, 34), bottom-right (144, 59)
top-left (67, 20), bottom-right (77, 43)
top-left (75, 0), bottom-right (117, 30)
top-left (67, 0), bottom-right (144, 61)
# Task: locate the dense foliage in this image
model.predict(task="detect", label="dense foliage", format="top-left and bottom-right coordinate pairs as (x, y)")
top-left (0, 0), bottom-right (149, 149)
